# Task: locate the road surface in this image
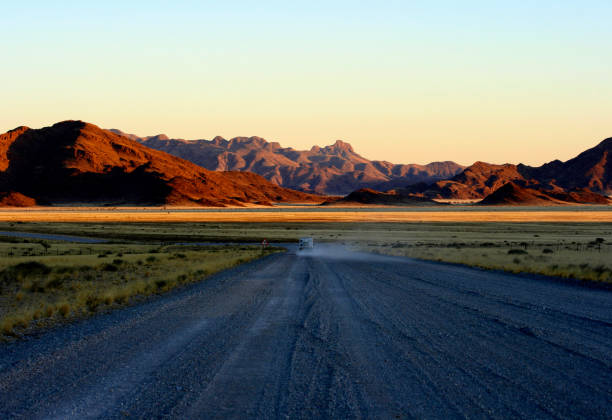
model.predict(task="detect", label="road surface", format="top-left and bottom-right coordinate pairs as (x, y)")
top-left (1, 246), bottom-right (611, 419)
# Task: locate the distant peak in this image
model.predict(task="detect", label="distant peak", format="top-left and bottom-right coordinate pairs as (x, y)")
top-left (334, 139), bottom-right (353, 150)
top-left (325, 140), bottom-right (354, 154)
top-left (8, 126), bottom-right (30, 135)
top-left (52, 120), bottom-right (87, 129)
top-left (228, 136), bottom-right (268, 147)
top-left (147, 134), bottom-right (169, 141)
top-left (598, 137), bottom-right (612, 148)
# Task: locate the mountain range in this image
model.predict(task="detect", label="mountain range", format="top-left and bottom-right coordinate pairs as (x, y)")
top-left (0, 120), bottom-right (609, 207)
top-left (0, 121), bottom-right (321, 207)
top-left (404, 137), bottom-right (612, 203)
top-left (109, 129), bottom-right (464, 195)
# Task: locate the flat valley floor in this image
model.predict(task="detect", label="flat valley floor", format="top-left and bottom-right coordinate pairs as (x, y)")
top-left (0, 206), bottom-right (612, 222)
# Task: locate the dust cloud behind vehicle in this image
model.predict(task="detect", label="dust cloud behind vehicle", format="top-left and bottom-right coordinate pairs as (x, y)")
top-left (298, 237), bottom-right (314, 251)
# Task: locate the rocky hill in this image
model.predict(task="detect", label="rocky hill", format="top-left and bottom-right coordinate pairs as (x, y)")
top-left (406, 137), bottom-right (612, 202)
top-left (0, 121), bottom-right (322, 207)
top-left (324, 188), bottom-right (442, 206)
top-left (109, 129), bottom-right (464, 195)
top-left (478, 182), bottom-right (610, 206)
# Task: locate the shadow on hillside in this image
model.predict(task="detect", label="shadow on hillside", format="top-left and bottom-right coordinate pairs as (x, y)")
top-left (0, 121), bottom-right (173, 205)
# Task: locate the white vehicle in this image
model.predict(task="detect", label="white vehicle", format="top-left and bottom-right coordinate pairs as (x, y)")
top-left (298, 237), bottom-right (314, 251)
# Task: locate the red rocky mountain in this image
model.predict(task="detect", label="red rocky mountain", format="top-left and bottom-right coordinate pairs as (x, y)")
top-left (0, 121), bottom-right (322, 207)
top-left (405, 137), bottom-right (612, 204)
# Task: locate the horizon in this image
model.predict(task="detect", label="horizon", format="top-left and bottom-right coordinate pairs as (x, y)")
top-left (2, 1), bottom-right (611, 166)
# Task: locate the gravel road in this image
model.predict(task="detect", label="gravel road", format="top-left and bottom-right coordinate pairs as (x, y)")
top-left (1, 246), bottom-right (611, 419)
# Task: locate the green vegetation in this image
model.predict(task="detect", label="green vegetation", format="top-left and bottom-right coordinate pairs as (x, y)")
top-left (0, 242), bottom-right (280, 338)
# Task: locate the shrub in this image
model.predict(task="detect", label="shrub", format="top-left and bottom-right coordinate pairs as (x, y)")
top-left (112, 259), bottom-right (124, 265)
top-left (55, 266), bottom-right (74, 274)
top-left (508, 249), bottom-right (528, 255)
top-left (27, 281), bottom-right (46, 293)
top-left (542, 249), bottom-right (554, 254)
top-left (102, 263), bottom-right (119, 272)
top-left (58, 303), bottom-right (70, 317)
top-left (86, 296), bottom-right (100, 311)
top-left (593, 265), bottom-right (607, 275)
top-left (146, 256), bottom-right (157, 263)
top-left (7, 261), bottom-right (51, 277)
top-left (45, 275), bottom-right (64, 289)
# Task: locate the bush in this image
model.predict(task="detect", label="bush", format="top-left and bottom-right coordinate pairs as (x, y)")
top-left (45, 275), bottom-right (64, 289)
top-left (542, 249), bottom-right (554, 254)
top-left (508, 249), bottom-right (528, 255)
top-left (55, 266), bottom-right (75, 274)
top-left (27, 281), bottom-right (46, 293)
top-left (102, 263), bottom-right (119, 272)
top-left (112, 259), bottom-right (124, 265)
top-left (146, 256), bottom-right (157, 263)
top-left (6, 261), bottom-right (51, 277)
top-left (58, 303), bottom-right (70, 317)
top-left (86, 296), bottom-right (100, 311)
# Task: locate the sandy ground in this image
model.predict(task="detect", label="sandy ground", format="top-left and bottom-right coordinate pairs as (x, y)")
top-left (0, 209), bottom-right (611, 222)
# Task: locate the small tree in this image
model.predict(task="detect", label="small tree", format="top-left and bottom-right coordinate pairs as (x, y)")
top-left (39, 241), bottom-right (51, 254)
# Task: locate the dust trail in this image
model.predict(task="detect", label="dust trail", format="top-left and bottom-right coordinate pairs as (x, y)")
top-left (297, 242), bottom-right (408, 264)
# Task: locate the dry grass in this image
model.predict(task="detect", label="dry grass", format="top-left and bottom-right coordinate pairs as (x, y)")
top-left (9, 220), bottom-right (608, 285)
top-left (1, 220), bottom-right (611, 338)
top-left (3, 220), bottom-right (612, 245)
top-left (0, 208), bottom-right (611, 223)
top-left (364, 239), bottom-right (612, 284)
top-left (0, 244), bottom-right (279, 338)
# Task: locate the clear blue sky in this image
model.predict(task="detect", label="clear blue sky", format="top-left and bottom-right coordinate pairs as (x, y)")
top-left (2, 1), bottom-right (611, 165)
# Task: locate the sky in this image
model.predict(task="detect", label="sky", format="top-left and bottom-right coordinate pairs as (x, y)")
top-left (1, 1), bottom-right (611, 166)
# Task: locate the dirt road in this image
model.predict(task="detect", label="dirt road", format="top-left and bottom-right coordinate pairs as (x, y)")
top-left (1, 246), bottom-right (611, 419)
